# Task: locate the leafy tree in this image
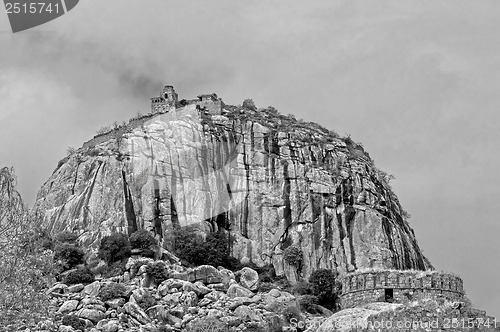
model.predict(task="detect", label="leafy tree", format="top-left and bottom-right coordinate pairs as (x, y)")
top-left (174, 228), bottom-right (240, 270)
top-left (309, 269), bottom-right (338, 309)
top-left (63, 266), bottom-right (95, 285)
top-left (54, 243), bottom-right (85, 270)
top-left (242, 98), bottom-right (257, 111)
top-left (283, 245), bottom-right (303, 269)
top-left (98, 232), bottom-right (131, 264)
top-left (0, 167), bottom-right (55, 327)
top-left (130, 229), bottom-right (158, 250)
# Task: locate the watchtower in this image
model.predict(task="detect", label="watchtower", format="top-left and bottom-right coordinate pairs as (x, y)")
top-left (151, 85), bottom-right (178, 113)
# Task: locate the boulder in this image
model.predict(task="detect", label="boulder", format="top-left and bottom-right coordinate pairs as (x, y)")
top-left (237, 267), bottom-right (259, 291)
top-left (59, 326), bottom-right (74, 332)
top-left (192, 265), bottom-right (223, 284)
top-left (57, 300), bottom-right (79, 314)
top-left (46, 283), bottom-right (68, 295)
top-left (83, 281), bottom-right (101, 297)
top-left (218, 266), bottom-right (236, 286)
top-left (67, 284), bottom-right (84, 293)
top-left (105, 298), bottom-right (126, 309)
top-left (123, 302), bottom-right (151, 324)
top-left (96, 319), bottom-right (119, 332)
top-left (75, 308), bottom-right (105, 324)
top-left (234, 305), bottom-right (262, 322)
top-left (227, 284), bottom-right (254, 298)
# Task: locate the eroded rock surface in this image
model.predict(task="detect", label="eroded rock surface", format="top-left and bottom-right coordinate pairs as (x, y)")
top-left (32, 104), bottom-right (431, 279)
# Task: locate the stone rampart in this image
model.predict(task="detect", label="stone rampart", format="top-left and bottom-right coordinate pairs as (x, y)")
top-left (339, 270), bottom-right (464, 309)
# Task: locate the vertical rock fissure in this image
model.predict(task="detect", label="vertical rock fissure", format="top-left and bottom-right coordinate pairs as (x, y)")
top-left (121, 170), bottom-right (138, 235)
top-left (71, 161), bottom-right (81, 195)
top-left (344, 205), bottom-right (357, 269)
top-left (153, 179), bottom-right (162, 240)
top-left (382, 216), bottom-right (397, 267)
top-left (282, 162), bottom-right (292, 229)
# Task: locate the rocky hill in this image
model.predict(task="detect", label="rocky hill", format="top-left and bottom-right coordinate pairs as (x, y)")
top-left (32, 94), bottom-right (431, 281)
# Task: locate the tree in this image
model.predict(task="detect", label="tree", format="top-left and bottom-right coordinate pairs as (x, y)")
top-left (0, 167), bottom-right (55, 328)
top-left (98, 233), bottom-right (131, 264)
top-left (309, 269), bottom-right (338, 309)
top-left (242, 99), bottom-right (257, 111)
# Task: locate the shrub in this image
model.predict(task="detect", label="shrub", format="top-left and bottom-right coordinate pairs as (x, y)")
top-left (274, 276), bottom-right (291, 292)
top-left (298, 294), bottom-right (320, 314)
top-left (18, 226), bottom-right (54, 251)
top-left (54, 231), bottom-right (79, 244)
top-left (174, 229), bottom-right (240, 270)
top-left (145, 261), bottom-right (170, 284)
top-left (242, 99), bottom-right (257, 111)
top-left (130, 230), bottom-right (158, 250)
top-left (187, 317), bottom-right (229, 332)
top-left (252, 263), bottom-right (276, 282)
top-left (63, 266), bottom-right (95, 285)
top-left (61, 315), bottom-right (86, 331)
top-left (54, 243), bottom-right (85, 270)
top-left (98, 283), bottom-right (129, 301)
top-left (309, 269), bottom-right (337, 309)
top-left (98, 233), bottom-right (131, 264)
top-left (102, 260), bottom-right (127, 278)
top-left (283, 245), bottom-right (302, 269)
top-left (292, 280), bottom-right (312, 295)
top-left (136, 291), bottom-right (157, 310)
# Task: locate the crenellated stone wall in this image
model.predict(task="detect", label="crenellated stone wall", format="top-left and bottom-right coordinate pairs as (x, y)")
top-left (339, 270), bottom-right (464, 309)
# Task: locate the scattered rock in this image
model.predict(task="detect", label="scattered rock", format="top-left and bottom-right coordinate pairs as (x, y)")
top-left (227, 284), bottom-right (254, 298)
top-left (237, 267), bottom-right (259, 291)
top-left (57, 300), bottom-right (79, 314)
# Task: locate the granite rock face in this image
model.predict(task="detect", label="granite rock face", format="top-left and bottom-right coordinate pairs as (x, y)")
top-left (32, 104), bottom-right (432, 280)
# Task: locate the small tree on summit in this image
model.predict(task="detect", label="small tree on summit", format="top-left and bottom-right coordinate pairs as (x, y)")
top-left (242, 98), bottom-right (257, 111)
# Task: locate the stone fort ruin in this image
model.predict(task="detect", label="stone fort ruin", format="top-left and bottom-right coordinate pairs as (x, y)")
top-left (150, 85), bottom-right (224, 115)
top-left (339, 270), bottom-right (464, 309)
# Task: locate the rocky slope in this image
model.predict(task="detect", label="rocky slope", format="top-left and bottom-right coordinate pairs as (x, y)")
top-left (34, 259), bottom-right (312, 332)
top-left (32, 101), bottom-right (431, 280)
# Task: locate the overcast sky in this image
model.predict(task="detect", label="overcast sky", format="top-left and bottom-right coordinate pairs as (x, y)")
top-left (0, 0), bottom-right (499, 318)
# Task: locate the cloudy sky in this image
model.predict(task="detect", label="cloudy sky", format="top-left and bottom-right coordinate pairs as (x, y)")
top-left (0, 0), bottom-right (499, 317)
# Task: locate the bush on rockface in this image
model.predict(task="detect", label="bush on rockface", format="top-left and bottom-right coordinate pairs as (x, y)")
top-left (53, 243), bottom-right (85, 271)
top-left (283, 245), bottom-right (303, 269)
top-left (61, 315), bottom-right (86, 331)
top-left (130, 230), bottom-right (158, 250)
top-left (98, 283), bottom-right (129, 301)
top-left (63, 266), bottom-right (95, 285)
top-left (309, 269), bottom-right (337, 309)
top-left (98, 233), bottom-right (131, 264)
top-left (174, 228), bottom-right (241, 270)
